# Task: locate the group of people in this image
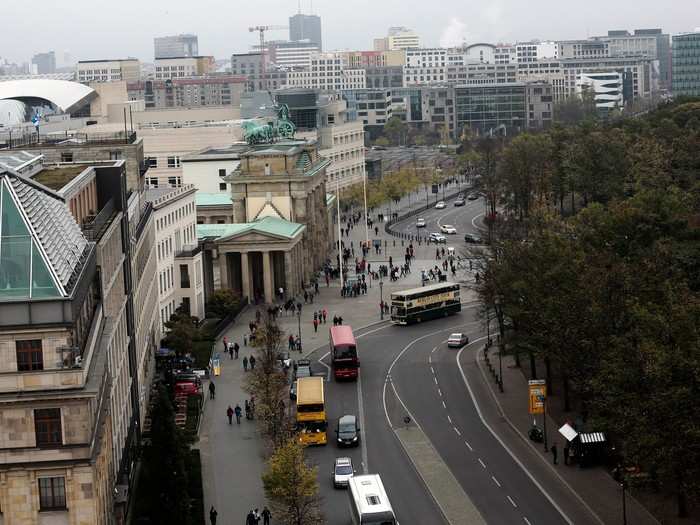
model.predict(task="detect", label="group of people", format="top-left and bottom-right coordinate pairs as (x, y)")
top-left (341, 275), bottom-right (368, 297)
top-left (209, 505), bottom-right (271, 525)
top-left (312, 309), bottom-right (328, 332)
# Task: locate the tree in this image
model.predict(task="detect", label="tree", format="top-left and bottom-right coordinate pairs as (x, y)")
top-left (262, 438), bottom-right (323, 525)
top-left (383, 116), bottom-right (408, 146)
top-left (245, 313), bottom-right (293, 446)
top-left (135, 384), bottom-right (192, 524)
top-left (553, 91), bottom-right (597, 125)
top-left (164, 309), bottom-right (198, 356)
top-left (206, 289), bottom-right (242, 318)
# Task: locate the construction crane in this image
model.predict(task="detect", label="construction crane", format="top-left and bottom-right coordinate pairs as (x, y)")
top-left (248, 25), bottom-right (288, 91)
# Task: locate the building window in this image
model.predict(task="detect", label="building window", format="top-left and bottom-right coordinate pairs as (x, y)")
top-left (180, 264), bottom-right (191, 289)
top-left (109, 151), bottom-right (122, 160)
top-left (181, 297), bottom-right (191, 315)
top-left (16, 339), bottom-right (43, 371)
top-left (60, 152), bottom-right (73, 163)
top-left (218, 169), bottom-right (226, 177)
top-left (39, 477), bottom-right (66, 511)
top-left (34, 408), bottom-right (62, 447)
top-left (167, 156), bottom-right (180, 168)
top-left (147, 157), bottom-right (158, 168)
top-left (219, 183), bottom-right (227, 191)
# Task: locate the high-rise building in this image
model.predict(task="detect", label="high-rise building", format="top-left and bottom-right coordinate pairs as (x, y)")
top-left (154, 34), bottom-right (199, 59)
top-left (286, 54), bottom-right (366, 91)
top-left (231, 52), bottom-right (288, 92)
top-left (31, 51), bottom-right (56, 74)
top-left (289, 14), bottom-right (322, 50)
top-left (672, 31), bottom-right (700, 97)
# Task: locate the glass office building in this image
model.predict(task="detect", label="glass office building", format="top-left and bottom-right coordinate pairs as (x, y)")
top-left (454, 83), bottom-right (526, 136)
top-left (672, 32), bottom-right (700, 97)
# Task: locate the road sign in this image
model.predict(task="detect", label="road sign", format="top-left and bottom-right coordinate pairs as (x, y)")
top-left (528, 379), bottom-right (546, 414)
top-left (431, 184), bottom-right (438, 194)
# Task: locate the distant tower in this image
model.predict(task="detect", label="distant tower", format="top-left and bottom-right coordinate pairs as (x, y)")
top-left (154, 34), bottom-right (199, 59)
top-left (289, 14), bottom-right (322, 50)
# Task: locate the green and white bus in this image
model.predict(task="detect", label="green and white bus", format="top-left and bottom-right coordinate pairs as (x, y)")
top-left (390, 282), bottom-right (461, 325)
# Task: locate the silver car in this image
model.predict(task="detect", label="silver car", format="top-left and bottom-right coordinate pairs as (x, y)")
top-left (332, 457), bottom-right (355, 488)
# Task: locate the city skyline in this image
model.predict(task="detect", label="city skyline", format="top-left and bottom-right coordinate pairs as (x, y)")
top-left (2, 0), bottom-right (698, 64)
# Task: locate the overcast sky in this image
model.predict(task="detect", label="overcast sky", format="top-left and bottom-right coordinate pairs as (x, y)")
top-left (2, 0), bottom-right (699, 64)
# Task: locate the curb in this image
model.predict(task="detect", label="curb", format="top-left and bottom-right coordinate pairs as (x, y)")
top-left (474, 347), bottom-right (661, 525)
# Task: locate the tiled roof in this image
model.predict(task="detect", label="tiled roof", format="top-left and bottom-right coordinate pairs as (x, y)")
top-left (196, 216), bottom-right (305, 241)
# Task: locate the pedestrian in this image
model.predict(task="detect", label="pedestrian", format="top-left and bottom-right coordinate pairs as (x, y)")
top-left (228, 343), bottom-right (234, 360)
top-left (262, 506), bottom-right (272, 525)
top-left (246, 510), bottom-right (256, 525)
top-left (563, 443), bottom-right (570, 465)
top-left (254, 508), bottom-right (261, 524)
top-left (243, 356), bottom-right (249, 372)
top-left (222, 336), bottom-right (228, 353)
top-left (333, 315), bottom-right (338, 326)
top-left (226, 405), bottom-right (234, 425)
top-left (551, 442), bottom-right (558, 465)
top-left (234, 404), bottom-right (242, 424)
top-left (249, 355), bottom-right (256, 370)
top-left (288, 334), bottom-right (295, 351)
top-left (208, 381), bottom-right (216, 400)
top-left (245, 400), bottom-right (251, 420)
top-left (234, 342), bottom-right (240, 359)
top-left (313, 318), bottom-right (319, 333)
top-left (304, 290), bottom-right (309, 303)
top-left (322, 309), bottom-right (327, 323)
top-left (243, 334), bottom-right (247, 346)
top-left (209, 506), bottom-right (218, 525)
top-left (296, 336), bottom-right (302, 352)
top-left (338, 316), bottom-right (343, 325)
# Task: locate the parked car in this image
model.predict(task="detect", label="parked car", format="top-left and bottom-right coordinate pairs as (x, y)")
top-left (440, 224), bottom-right (457, 234)
top-left (454, 198), bottom-right (466, 206)
top-left (429, 232), bottom-right (447, 243)
top-left (468, 193), bottom-right (480, 200)
top-left (174, 373), bottom-right (201, 395)
top-left (332, 457), bottom-right (356, 488)
top-left (336, 415), bottom-right (361, 447)
top-left (464, 233), bottom-right (483, 244)
top-left (447, 333), bottom-right (469, 348)
top-left (416, 218), bottom-right (426, 228)
top-left (435, 201), bottom-right (446, 209)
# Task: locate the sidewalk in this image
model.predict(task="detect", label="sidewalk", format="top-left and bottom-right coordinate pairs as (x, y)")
top-left (198, 191), bottom-right (454, 524)
top-left (476, 348), bottom-right (660, 525)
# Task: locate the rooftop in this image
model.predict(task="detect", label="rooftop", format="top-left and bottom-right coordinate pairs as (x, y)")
top-left (33, 165), bottom-right (89, 191)
top-left (196, 192), bottom-right (233, 207)
top-left (0, 150), bottom-right (42, 170)
top-left (197, 215), bottom-right (305, 241)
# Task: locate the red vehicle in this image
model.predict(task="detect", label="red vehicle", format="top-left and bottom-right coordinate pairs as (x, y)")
top-left (330, 326), bottom-right (359, 380)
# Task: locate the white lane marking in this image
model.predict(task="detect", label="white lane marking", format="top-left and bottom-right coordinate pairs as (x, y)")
top-left (523, 517), bottom-right (532, 525)
top-left (430, 366), bottom-right (435, 374)
top-left (456, 340), bottom-right (575, 525)
top-left (357, 367), bottom-right (369, 474)
top-left (478, 458), bottom-right (486, 469)
top-left (454, 427), bottom-right (462, 436)
top-left (428, 355), bottom-right (432, 364)
top-left (318, 351), bottom-right (331, 382)
top-left (492, 476), bottom-right (501, 488)
top-left (447, 415), bottom-right (453, 424)
top-left (471, 211), bottom-right (486, 231)
top-left (433, 377), bottom-right (438, 385)
top-left (507, 496), bottom-right (518, 508)
top-left (465, 440), bottom-right (473, 451)
top-left (438, 388), bottom-right (442, 397)
top-left (431, 347), bottom-right (437, 353)
top-left (442, 400), bottom-right (446, 408)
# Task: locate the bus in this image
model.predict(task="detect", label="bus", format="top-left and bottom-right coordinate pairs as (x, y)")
top-left (330, 325), bottom-right (359, 380)
top-left (390, 282), bottom-right (461, 325)
top-left (296, 376), bottom-right (327, 446)
top-left (348, 474), bottom-right (397, 524)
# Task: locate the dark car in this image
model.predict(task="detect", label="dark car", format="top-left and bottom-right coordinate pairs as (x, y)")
top-left (335, 415), bottom-right (360, 447)
top-left (464, 233), bottom-right (482, 244)
top-left (468, 193), bottom-right (480, 201)
top-left (454, 198), bottom-right (466, 206)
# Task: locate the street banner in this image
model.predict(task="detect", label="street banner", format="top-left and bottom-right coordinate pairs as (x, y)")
top-left (528, 379), bottom-right (546, 414)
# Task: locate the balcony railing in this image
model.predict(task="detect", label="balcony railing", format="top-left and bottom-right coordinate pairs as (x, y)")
top-left (1, 131), bottom-right (137, 150)
top-left (175, 243), bottom-right (202, 258)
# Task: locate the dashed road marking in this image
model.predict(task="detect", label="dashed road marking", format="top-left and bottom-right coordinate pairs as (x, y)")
top-left (438, 388), bottom-right (442, 397)
top-left (478, 458), bottom-right (486, 469)
top-left (430, 366), bottom-right (435, 374)
top-left (428, 355), bottom-right (432, 363)
top-left (433, 377), bottom-right (438, 385)
top-left (507, 495), bottom-right (518, 508)
top-left (454, 427), bottom-right (462, 436)
top-left (442, 400), bottom-right (446, 408)
top-left (491, 476), bottom-right (501, 488)
top-left (523, 517), bottom-right (532, 525)
top-left (447, 415), bottom-right (453, 424)
top-left (465, 440), bottom-right (473, 451)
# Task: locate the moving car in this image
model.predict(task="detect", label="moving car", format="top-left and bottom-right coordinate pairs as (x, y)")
top-left (435, 201), bottom-right (446, 209)
top-left (336, 414), bottom-right (360, 447)
top-left (454, 198), bottom-right (466, 206)
top-left (331, 457), bottom-right (355, 488)
top-left (468, 193), bottom-right (480, 201)
top-left (447, 333), bottom-right (469, 348)
top-left (416, 218), bottom-right (426, 228)
top-left (440, 224), bottom-right (457, 234)
top-left (464, 233), bottom-right (482, 244)
top-left (429, 232), bottom-right (447, 243)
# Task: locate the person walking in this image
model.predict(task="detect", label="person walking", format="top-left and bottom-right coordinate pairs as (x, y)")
top-left (551, 442), bottom-right (558, 465)
top-left (313, 318), bottom-right (319, 333)
top-left (228, 343), bottom-right (234, 360)
top-left (208, 381), bottom-right (216, 400)
top-left (234, 342), bottom-right (240, 359)
top-left (243, 356), bottom-right (249, 372)
top-left (261, 506), bottom-right (272, 525)
top-left (226, 406), bottom-right (234, 425)
top-left (254, 508), bottom-right (261, 524)
top-left (234, 404), bottom-right (242, 424)
top-left (249, 355), bottom-right (256, 370)
top-left (289, 334), bottom-right (295, 351)
top-left (322, 309), bottom-right (327, 324)
top-left (222, 336), bottom-right (228, 353)
top-left (243, 334), bottom-right (247, 346)
top-left (209, 506), bottom-right (218, 525)
top-left (246, 510), bottom-right (256, 525)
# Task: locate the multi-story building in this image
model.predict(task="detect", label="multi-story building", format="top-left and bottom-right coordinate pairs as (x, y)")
top-left (672, 31), bottom-right (700, 97)
top-left (525, 81), bottom-right (554, 128)
top-left (127, 76), bottom-right (246, 109)
top-left (365, 66), bottom-right (404, 89)
top-left (516, 41), bottom-right (557, 63)
top-left (231, 52), bottom-right (288, 91)
top-left (0, 153), bottom-right (158, 524)
top-left (341, 50), bottom-right (405, 68)
top-left (387, 27), bottom-right (420, 50)
top-left (576, 72), bottom-right (624, 112)
top-left (154, 56), bottom-right (215, 80)
top-left (466, 43), bottom-right (496, 64)
top-left (494, 45), bottom-right (517, 64)
top-left (77, 59), bottom-right (141, 83)
top-left (286, 54), bottom-right (366, 91)
top-left (454, 83), bottom-right (527, 136)
top-left (559, 56), bottom-right (656, 101)
top-left (31, 51), bottom-right (56, 75)
top-left (347, 88), bottom-right (393, 127)
top-left (289, 14), bottom-right (322, 50)
top-left (154, 34), bottom-right (199, 59)
top-left (446, 62), bottom-right (518, 86)
top-left (268, 40), bottom-right (320, 70)
top-left (146, 185), bottom-right (205, 329)
top-left (558, 40), bottom-right (610, 60)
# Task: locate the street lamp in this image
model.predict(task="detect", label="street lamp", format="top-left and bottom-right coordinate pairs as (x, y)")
top-left (379, 279), bottom-right (384, 320)
top-left (622, 479), bottom-right (627, 525)
top-left (495, 297), bottom-right (504, 393)
top-left (296, 309), bottom-right (302, 352)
